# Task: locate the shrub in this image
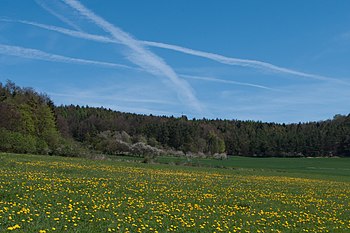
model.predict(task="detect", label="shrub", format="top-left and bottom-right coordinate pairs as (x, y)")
top-left (0, 128), bottom-right (37, 154)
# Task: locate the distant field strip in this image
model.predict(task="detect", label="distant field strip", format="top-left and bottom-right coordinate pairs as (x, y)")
top-left (307, 167), bottom-right (350, 171)
top-left (0, 153), bottom-right (349, 232)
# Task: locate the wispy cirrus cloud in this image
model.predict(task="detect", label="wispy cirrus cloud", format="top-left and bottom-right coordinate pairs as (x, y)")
top-left (0, 43), bottom-right (134, 69)
top-left (208, 81), bottom-right (350, 123)
top-left (142, 42), bottom-right (348, 85)
top-left (49, 92), bottom-right (176, 105)
top-left (0, 19), bottom-right (116, 44)
top-left (335, 31), bottom-right (350, 42)
top-left (48, 88), bottom-right (181, 117)
top-left (34, 0), bottom-right (82, 31)
top-left (55, 97), bottom-right (181, 116)
top-left (47, 0), bottom-right (204, 113)
top-left (0, 36), bottom-right (272, 91)
top-left (181, 74), bottom-right (278, 91)
top-left (3, 18), bottom-right (347, 85)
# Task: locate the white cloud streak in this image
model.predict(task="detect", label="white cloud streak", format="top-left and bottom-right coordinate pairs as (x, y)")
top-left (143, 41), bottom-right (345, 84)
top-left (0, 19), bottom-right (290, 90)
top-left (0, 19), bottom-right (114, 43)
top-left (181, 74), bottom-right (278, 91)
top-left (49, 92), bottom-right (175, 105)
top-left (0, 44), bottom-right (134, 69)
top-left (3, 18), bottom-right (347, 85)
top-left (58, 0), bottom-right (203, 113)
top-left (35, 0), bottom-right (82, 31)
top-left (50, 91), bottom-right (181, 116)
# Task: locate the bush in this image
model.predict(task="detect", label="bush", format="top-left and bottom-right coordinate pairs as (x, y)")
top-left (53, 139), bottom-right (89, 157)
top-left (0, 128), bottom-right (37, 154)
top-left (131, 142), bottom-right (164, 163)
top-left (35, 139), bottom-right (50, 155)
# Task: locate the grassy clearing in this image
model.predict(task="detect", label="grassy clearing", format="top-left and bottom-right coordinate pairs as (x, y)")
top-left (155, 156), bottom-right (350, 181)
top-left (0, 153), bottom-right (349, 232)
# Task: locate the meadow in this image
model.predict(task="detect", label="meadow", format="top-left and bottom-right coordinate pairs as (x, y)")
top-left (0, 153), bottom-right (349, 232)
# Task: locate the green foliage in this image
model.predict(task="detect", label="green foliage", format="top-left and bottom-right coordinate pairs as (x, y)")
top-left (207, 131), bottom-right (225, 154)
top-left (1, 81), bottom-right (350, 158)
top-left (55, 104), bottom-right (350, 157)
top-left (0, 128), bottom-right (37, 153)
top-left (0, 81), bottom-right (69, 155)
top-left (53, 138), bottom-right (89, 157)
top-left (18, 103), bottom-right (36, 135)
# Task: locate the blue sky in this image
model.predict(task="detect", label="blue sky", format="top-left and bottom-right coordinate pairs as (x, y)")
top-left (1, 0), bottom-right (350, 123)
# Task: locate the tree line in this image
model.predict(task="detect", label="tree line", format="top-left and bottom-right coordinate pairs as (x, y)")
top-left (1, 81), bottom-right (349, 157)
top-left (54, 105), bottom-right (350, 157)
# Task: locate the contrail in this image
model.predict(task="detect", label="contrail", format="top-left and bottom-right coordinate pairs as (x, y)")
top-left (59, 0), bottom-right (203, 112)
top-left (0, 41), bottom-right (270, 91)
top-left (35, 0), bottom-right (82, 31)
top-left (3, 18), bottom-right (347, 85)
top-left (142, 42), bottom-right (347, 84)
top-left (0, 19), bottom-right (117, 43)
top-left (181, 74), bottom-right (278, 91)
top-left (0, 44), bottom-right (134, 69)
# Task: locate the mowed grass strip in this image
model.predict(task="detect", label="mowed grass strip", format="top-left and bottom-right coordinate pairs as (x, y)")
top-left (155, 156), bottom-right (350, 181)
top-left (0, 153), bottom-right (349, 232)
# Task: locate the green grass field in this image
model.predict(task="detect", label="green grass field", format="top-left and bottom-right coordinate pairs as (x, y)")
top-left (0, 153), bottom-right (349, 232)
top-left (154, 156), bottom-right (350, 182)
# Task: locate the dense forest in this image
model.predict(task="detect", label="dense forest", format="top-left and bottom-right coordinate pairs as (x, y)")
top-left (1, 81), bottom-right (350, 158)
